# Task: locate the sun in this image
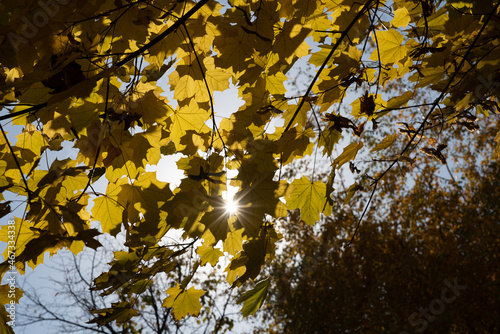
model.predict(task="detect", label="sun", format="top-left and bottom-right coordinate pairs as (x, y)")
top-left (224, 197), bottom-right (239, 215)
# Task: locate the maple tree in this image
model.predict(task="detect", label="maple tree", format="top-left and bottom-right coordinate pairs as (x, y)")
top-left (0, 0), bottom-right (499, 331)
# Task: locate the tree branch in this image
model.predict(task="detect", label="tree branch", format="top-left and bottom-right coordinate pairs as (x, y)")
top-left (0, 0), bottom-right (210, 123)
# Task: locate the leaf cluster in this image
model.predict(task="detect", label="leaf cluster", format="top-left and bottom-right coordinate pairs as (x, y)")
top-left (0, 0), bottom-right (499, 329)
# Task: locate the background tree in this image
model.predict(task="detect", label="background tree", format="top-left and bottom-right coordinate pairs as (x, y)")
top-left (259, 119), bottom-right (500, 333)
top-left (0, 0), bottom-right (499, 331)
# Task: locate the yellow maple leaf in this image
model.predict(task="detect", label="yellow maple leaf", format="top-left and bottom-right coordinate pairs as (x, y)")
top-left (265, 72), bottom-right (288, 95)
top-left (370, 29), bottom-right (408, 65)
top-left (276, 125), bottom-right (314, 164)
top-left (392, 7), bottom-right (411, 28)
top-left (203, 57), bottom-right (231, 93)
top-left (197, 244), bottom-right (224, 266)
top-left (371, 133), bottom-right (399, 152)
top-left (223, 228), bottom-right (245, 255)
top-left (163, 285), bottom-right (205, 320)
top-left (273, 21), bottom-right (311, 64)
top-left (0, 284), bottom-right (22, 334)
top-left (169, 99), bottom-right (211, 146)
top-left (0, 217), bottom-right (41, 274)
top-left (386, 91), bottom-right (413, 109)
top-left (132, 89), bottom-right (173, 125)
top-left (0, 284), bottom-right (23, 305)
top-left (92, 181), bottom-right (123, 235)
top-left (285, 176), bottom-right (329, 226)
top-left (4, 67), bottom-right (22, 83)
top-left (15, 125), bottom-right (45, 155)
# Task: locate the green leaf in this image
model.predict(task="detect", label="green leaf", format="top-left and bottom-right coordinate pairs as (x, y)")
top-left (237, 278), bottom-right (269, 317)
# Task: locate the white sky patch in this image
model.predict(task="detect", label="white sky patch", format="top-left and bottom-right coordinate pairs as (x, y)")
top-left (147, 152), bottom-right (185, 190)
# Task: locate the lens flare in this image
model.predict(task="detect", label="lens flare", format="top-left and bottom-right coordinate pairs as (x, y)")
top-left (225, 197), bottom-right (239, 215)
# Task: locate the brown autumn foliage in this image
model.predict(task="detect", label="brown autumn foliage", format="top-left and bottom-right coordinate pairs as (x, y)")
top-left (261, 124), bottom-right (500, 333)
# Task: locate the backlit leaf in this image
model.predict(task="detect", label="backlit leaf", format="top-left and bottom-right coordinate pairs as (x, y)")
top-left (266, 72), bottom-right (288, 95)
top-left (286, 176), bottom-right (328, 226)
top-left (92, 181), bottom-right (123, 235)
top-left (163, 285), bottom-right (205, 320)
top-left (392, 7), bottom-right (411, 28)
top-left (237, 278), bottom-right (269, 317)
top-left (197, 244), bottom-right (224, 266)
top-left (371, 133), bottom-right (399, 152)
top-left (371, 30), bottom-right (408, 65)
top-left (334, 141), bottom-right (364, 168)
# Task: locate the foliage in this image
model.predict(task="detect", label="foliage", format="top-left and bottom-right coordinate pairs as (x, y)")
top-left (0, 0), bottom-right (499, 329)
top-left (260, 122), bottom-right (500, 333)
top-left (18, 243), bottom-right (237, 333)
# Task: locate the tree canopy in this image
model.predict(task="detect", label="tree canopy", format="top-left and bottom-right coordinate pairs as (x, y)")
top-left (0, 0), bottom-right (499, 331)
